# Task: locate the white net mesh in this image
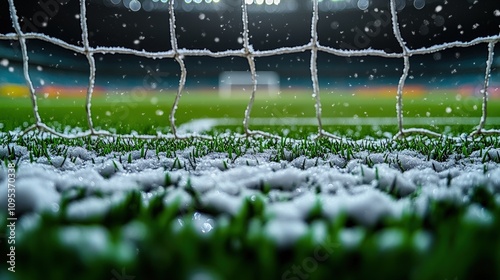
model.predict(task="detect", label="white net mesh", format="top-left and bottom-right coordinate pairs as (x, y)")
top-left (1, 0), bottom-right (499, 140)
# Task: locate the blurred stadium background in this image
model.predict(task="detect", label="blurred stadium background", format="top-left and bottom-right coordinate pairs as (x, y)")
top-left (0, 0), bottom-right (499, 98)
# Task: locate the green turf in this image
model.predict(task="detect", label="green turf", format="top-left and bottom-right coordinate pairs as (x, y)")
top-left (2, 91), bottom-right (500, 280)
top-left (1, 90), bottom-right (499, 137)
top-left (1, 133), bottom-right (500, 280)
top-left (3, 133), bottom-right (500, 163)
top-left (2, 134), bottom-right (500, 280)
top-left (2, 190), bottom-right (499, 280)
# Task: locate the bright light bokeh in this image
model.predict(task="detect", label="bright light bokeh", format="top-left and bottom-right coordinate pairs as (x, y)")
top-left (109, 0), bottom-right (356, 12)
top-left (246, 0), bottom-right (281, 4)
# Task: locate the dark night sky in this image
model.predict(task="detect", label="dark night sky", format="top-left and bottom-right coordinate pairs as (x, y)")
top-left (0, 0), bottom-right (499, 88)
top-left (2, 0), bottom-right (499, 50)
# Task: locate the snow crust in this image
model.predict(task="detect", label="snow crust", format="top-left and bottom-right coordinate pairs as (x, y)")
top-left (1, 143), bottom-right (500, 247)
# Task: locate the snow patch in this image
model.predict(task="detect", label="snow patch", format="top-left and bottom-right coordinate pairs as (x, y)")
top-left (0, 177), bottom-right (60, 215)
top-left (265, 219), bottom-right (308, 247)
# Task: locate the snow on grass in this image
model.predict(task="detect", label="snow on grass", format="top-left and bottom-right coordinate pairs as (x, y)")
top-left (1, 138), bottom-right (500, 241)
top-left (66, 195), bottom-right (115, 222)
top-left (338, 227), bottom-right (366, 250)
top-left (376, 229), bottom-right (405, 251)
top-left (266, 192), bottom-right (317, 221)
top-left (321, 189), bottom-right (398, 226)
top-left (201, 190), bottom-right (243, 216)
top-left (463, 204), bottom-right (494, 226)
top-left (57, 225), bottom-right (136, 263)
top-left (0, 177), bottom-right (60, 215)
top-left (265, 219), bottom-right (309, 247)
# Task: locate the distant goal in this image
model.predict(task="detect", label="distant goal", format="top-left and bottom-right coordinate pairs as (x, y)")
top-left (219, 71), bottom-right (280, 98)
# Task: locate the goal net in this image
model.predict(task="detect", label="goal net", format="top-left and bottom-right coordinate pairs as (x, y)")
top-left (0, 0), bottom-right (499, 140)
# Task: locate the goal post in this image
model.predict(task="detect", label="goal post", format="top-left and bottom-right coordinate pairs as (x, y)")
top-left (219, 71), bottom-right (280, 98)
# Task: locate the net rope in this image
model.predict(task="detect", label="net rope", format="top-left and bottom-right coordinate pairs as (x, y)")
top-left (1, 0), bottom-right (499, 140)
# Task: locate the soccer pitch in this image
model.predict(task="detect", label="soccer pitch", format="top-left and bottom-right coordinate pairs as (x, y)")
top-left (2, 90), bottom-right (499, 137)
top-left (1, 0), bottom-right (500, 278)
top-left (2, 90), bottom-right (500, 280)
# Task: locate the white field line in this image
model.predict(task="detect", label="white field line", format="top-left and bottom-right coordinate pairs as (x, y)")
top-left (177, 117), bottom-right (500, 133)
